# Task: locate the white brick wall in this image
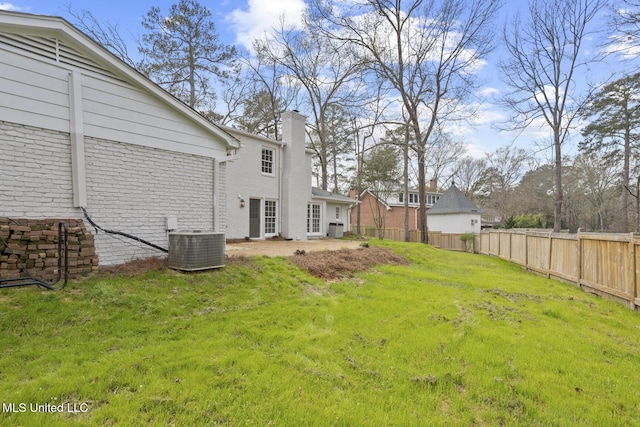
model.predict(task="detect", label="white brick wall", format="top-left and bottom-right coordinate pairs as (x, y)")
top-left (0, 121), bottom-right (222, 266)
top-left (224, 136), bottom-right (281, 239)
top-left (281, 111), bottom-right (311, 240)
top-left (0, 121), bottom-right (78, 218)
top-left (84, 137), bottom-right (217, 265)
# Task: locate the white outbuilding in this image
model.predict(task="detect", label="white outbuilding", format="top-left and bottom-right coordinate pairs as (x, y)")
top-left (426, 184), bottom-right (482, 234)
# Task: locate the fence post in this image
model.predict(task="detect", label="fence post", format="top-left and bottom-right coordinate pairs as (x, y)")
top-left (547, 232), bottom-right (553, 279)
top-left (635, 235), bottom-right (638, 310)
top-left (629, 232), bottom-right (636, 310)
top-left (576, 229), bottom-right (582, 290)
top-left (485, 231), bottom-right (489, 255)
top-left (525, 231), bottom-right (529, 272)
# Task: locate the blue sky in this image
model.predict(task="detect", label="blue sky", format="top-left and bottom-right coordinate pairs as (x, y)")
top-left (0, 0), bottom-right (631, 159)
top-left (0, 0), bottom-right (304, 49)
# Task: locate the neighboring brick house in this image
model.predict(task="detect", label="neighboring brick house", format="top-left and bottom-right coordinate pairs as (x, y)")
top-left (350, 181), bottom-right (442, 232)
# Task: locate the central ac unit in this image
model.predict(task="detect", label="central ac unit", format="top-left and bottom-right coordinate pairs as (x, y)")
top-left (168, 231), bottom-right (226, 271)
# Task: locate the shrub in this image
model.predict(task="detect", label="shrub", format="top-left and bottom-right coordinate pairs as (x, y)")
top-left (459, 232), bottom-right (476, 253)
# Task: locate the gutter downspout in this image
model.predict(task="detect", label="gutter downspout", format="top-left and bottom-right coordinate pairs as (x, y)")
top-left (213, 158), bottom-right (219, 232)
top-left (278, 143), bottom-right (284, 236)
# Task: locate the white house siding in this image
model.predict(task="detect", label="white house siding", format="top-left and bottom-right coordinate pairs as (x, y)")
top-left (0, 42), bottom-right (71, 133)
top-left (0, 121), bottom-right (77, 218)
top-left (0, 30), bottom-right (231, 159)
top-left (81, 75), bottom-right (229, 158)
top-left (427, 213), bottom-right (482, 234)
top-left (84, 137), bottom-right (217, 265)
top-left (307, 200), bottom-right (352, 238)
top-left (224, 130), bottom-right (281, 239)
top-left (327, 202), bottom-right (350, 230)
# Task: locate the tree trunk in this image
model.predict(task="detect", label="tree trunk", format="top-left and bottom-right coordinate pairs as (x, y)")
top-left (403, 131), bottom-right (410, 242)
top-left (418, 143), bottom-right (428, 243)
top-left (623, 112), bottom-right (631, 232)
top-left (332, 144), bottom-right (339, 193)
top-left (636, 175), bottom-right (640, 233)
top-left (355, 122), bottom-right (362, 235)
top-left (553, 132), bottom-right (563, 232)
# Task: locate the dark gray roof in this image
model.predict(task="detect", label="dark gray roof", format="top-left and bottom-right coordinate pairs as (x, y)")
top-left (428, 184), bottom-right (480, 214)
top-left (312, 187), bottom-right (356, 204)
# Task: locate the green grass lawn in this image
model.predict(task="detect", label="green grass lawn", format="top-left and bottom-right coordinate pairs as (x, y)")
top-left (1, 240), bottom-right (639, 426)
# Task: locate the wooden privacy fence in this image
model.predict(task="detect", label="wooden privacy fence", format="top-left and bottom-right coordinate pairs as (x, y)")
top-left (480, 230), bottom-right (640, 310)
top-left (352, 225), bottom-right (640, 310)
top-left (355, 227), bottom-right (423, 243)
top-left (351, 227), bottom-right (480, 252)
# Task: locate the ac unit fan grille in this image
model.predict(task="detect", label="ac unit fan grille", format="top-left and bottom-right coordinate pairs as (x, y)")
top-left (168, 232), bottom-right (225, 271)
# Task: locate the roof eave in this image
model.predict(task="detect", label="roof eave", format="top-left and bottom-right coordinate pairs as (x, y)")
top-left (0, 10), bottom-right (240, 150)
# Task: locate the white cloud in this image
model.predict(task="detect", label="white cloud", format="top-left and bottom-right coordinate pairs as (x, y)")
top-left (478, 86), bottom-right (500, 97)
top-left (469, 104), bottom-right (506, 127)
top-left (604, 34), bottom-right (640, 60)
top-left (0, 3), bottom-right (23, 11)
top-left (465, 142), bottom-right (489, 159)
top-left (226, 0), bottom-right (306, 49)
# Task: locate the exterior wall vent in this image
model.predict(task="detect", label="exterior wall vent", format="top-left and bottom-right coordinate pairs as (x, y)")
top-left (168, 232), bottom-right (225, 271)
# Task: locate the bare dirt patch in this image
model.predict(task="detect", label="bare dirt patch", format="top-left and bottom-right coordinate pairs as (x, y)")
top-left (226, 238), bottom-right (363, 257)
top-left (289, 246), bottom-right (408, 280)
top-left (96, 256), bottom-right (169, 276)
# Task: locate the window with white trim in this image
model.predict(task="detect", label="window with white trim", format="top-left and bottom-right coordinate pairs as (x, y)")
top-left (307, 203), bottom-right (321, 234)
top-left (261, 148), bottom-right (274, 175)
top-left (335, 207), bottom-right (341, 220)
top-left (399, 193), bottom-right (420, 204)
top-left (264, 200), bottom-right (277, 235)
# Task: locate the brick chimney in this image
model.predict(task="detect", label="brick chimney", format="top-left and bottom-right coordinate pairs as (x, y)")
top-left (429, 179), bottom-right (437, 191)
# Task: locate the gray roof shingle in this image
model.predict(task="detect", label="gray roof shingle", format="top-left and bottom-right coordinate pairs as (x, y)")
top-left (312, 187), bottom-right (355, 204)
top-left (428, 184), bottom-right (480, 214)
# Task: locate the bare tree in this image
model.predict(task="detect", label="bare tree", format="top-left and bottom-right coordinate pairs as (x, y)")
top-left (256, 15), bottom-right (367, 190)
top-left (479, 145), bottom-right (535, 220)
top-left (308, 0), bottom-right (501, 242)
top-left (611, 0), bottom-right (640, 59)
top-left (351, 83), bottom-right (391, 235)
top-left (425, 131), bottom-right (468, 187)
top-left (66, 6), bottom-right (137, 67)
top-left (228, 43), bottom-right (302, 138)
top-left (499, 0), bottom-right (607, 231)
top-left (572, 153), bottom-right (622, 231)
top-left (454, 156), bottom-right (487, 199)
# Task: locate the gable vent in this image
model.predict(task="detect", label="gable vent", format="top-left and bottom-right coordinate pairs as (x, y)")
top-left (0, 32), bottom-right (122, 81)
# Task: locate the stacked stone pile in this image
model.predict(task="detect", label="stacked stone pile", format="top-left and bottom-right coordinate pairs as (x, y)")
top-left (0, 218), bottom-right (98, 281)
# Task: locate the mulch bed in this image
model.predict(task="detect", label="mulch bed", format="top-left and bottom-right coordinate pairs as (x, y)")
top-left (288, 246), bottom-right (408, 280)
